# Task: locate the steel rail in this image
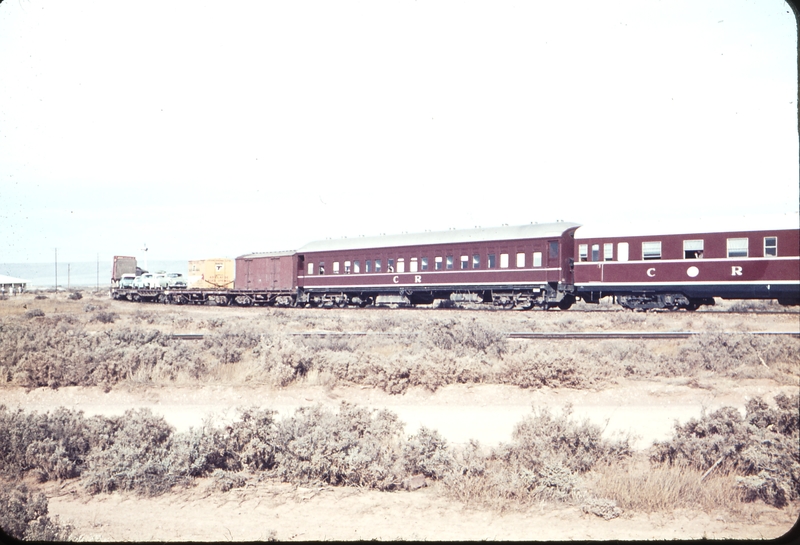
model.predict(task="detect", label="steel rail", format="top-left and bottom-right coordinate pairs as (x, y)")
top-left (506, 331), bottom-right (800, 340)
top-left (170, 331), bottom-right (800, 340)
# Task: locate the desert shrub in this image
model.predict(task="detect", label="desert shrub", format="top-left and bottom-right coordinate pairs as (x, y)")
top-left (274, 403), bottom-right (404, 489)
top-left (204, 327), bottom-right (261, 364)
top-left (83, 303), bottom-right (97, 312)
top-left (402, 426), bottom-right (453, 479)
top-left (0, 482), bottom-right (72, 541)
top-left (651, 395), bottom-right (799, 507)
top-left (67, 291), bottom-right (82, 300)
top-left (0, 406), bottom-right (93, 482)
top-left (256, 335), bottom-right (313, 387)
top-left (34, 294), bottom-right (48, 300)
top-left (443, 406), bottom-right (632, 507)
top-left (225, 408), bottom-right (280, 471)
top-left (91, 310), bottom-right (118, 324)
top-left (419, 318), bottom-right (506, 356)
top-left (1, 320), bottom-right (201, 388)
top-left (209, 469), bottom-right (247, 492)
top-left (169, 422), bottom-right (237, 477)
top-left (497, 350), bottom-right (587, 389)
top-left (82, 408), bottom-right (189, 496)
top-left (674, 333), bottom-right (800, 377)
top-left (132, 309), bottom-right (156, 324)
top-left (24, 308), bottom-right (45, 319)
top-left (580, 496), bottom-right (623, 520)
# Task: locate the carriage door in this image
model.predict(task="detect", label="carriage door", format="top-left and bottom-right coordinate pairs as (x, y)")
top-left (546, 240), bottom-right (560, 283)
top-left (244, 259), bottom-right (252, 288)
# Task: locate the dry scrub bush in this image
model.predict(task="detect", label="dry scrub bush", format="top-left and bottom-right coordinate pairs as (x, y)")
top-left (651, 394), bottom-right (799, 508)
top-left (0, 320), bottom-right (203, 387)
top-left (402, 426), bottom-right (453, 479)
top-left (673, 334), bottom-right (800, 379)
top-left (0, 406), bottom-right (95, 482)
top-left (0, 482), bottom-right (73, 541)
top-left (417, 317), bottom-right (507, 357)
top-left (82, 408), bottom-right (191, 496)
top-left (443, 406), bottom-right (632, 508)
top-left (274, 403), bottom-right (404, 489)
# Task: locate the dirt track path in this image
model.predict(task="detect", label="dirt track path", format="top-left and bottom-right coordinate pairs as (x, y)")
top-left (3, 377), bottom-right (793, 450)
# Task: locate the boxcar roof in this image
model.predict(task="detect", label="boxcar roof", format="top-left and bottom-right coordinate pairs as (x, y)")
top-left (297, 221), bottom-right (581, 253)
top-left (237, 250), bottom-right (297, 259)
top-left (575, 213), bottom-right (800, 239)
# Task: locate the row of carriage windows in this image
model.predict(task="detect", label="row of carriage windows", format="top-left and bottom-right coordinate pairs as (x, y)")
top-left (307, 251), bottom-right (547, 276)
top-left (577, 237), bottom-right (778, 262)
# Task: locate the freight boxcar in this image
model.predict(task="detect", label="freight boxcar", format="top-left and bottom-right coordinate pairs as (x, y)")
top-left (232, 251), bottom-right (299, 306)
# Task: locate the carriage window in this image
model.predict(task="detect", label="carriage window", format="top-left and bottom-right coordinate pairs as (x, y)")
top-left (642, 241), bottom-right (661, 260)
top-left (533, 251), bottom-right (542, 267)
top-left (366, 260), bottom-right (371, 273)
top-left (516, 252), bottom-right (525, 267)
top-left (354, 261), bottom-right (360, 273)
top-left (764, 237), bottom-right (777, 257)
top-left (488, 254), bottom-right (496, 268)
top-left (578, 244), bottom-right (588, 262)
top-left (446, 256), bottom-right (454, 270)
top-left (388, 258), bottom-right (395, 272)
top-left (319, 262), bottom-right (325, 275)
top-left (421, 257), bottom-right (429, 270)
top-left (308, 262), bottom-right (314, 275)
top-left (375, 259), bottom-right (382, 273)
top-left (461, 255), bottom-right (469, 269)
top-left (591, 244), bottom-right (600, 262)
top-left (727, 238), bottom-right (748, 258)
top-left (334, 262), bottom-right (341, 274)
top-left (549, 241), bottom-right (559, 259)
top-left (344, 261), bottom-right (351, 274)
top-left (410, 258), bottom-right (418, 272)
top-left (500, 253), bottom-right (509, 268)
top-left (684, 240), bottom-right (704, 259)
top-left (435, 257), bottom-right (443, 270)
top-left (473, 254), bottom-right (480, 269)
top-left (617, 242), bottom-right (629, 262)
top-left (604, 243), bottom-right (613, 261)
top-left (397, 258), bottom-right (405, 273)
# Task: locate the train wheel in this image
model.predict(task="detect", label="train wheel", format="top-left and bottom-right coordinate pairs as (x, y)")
top-left (558, 295), bottom-right (575, 310)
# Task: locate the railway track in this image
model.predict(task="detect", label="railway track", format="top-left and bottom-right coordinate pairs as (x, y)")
top-left (170, 330), bottom-right (800, 341)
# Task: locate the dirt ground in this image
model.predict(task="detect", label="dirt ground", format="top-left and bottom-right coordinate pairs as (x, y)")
top-left (2, 292), bottom-right (799, 541)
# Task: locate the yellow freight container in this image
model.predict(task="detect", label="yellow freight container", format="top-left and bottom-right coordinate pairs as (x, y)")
top-left (188, 258), bottom-right (235, 289)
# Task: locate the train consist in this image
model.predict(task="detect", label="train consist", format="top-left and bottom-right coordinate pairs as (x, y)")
top-left (110, 215), bottom-right (800, 311)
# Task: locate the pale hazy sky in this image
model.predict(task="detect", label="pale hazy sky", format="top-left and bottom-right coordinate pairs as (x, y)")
top-left (1, 0), bottom-right (797, 264)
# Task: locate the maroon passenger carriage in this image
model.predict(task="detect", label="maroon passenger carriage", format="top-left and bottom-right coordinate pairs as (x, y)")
top-left (573, 214), bottom-right (800, 310)
top-left (292, 221), bottom-right (580, 309)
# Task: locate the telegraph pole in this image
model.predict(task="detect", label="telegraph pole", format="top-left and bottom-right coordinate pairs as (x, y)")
top-left (55, 248), bottom-right (58, 293)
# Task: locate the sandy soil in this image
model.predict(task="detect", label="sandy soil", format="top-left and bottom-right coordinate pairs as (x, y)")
top-left (42, 476), bottom-right (798, 542)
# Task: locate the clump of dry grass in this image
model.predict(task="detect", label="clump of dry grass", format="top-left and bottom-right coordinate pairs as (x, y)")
top-left (589, 458), bottom-right (745, 513)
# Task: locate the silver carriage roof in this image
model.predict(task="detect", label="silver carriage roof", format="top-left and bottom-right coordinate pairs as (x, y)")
top-left (575, 212), bottom-right (800, 239)
top-left (297, 221), bottom-right (581, 253)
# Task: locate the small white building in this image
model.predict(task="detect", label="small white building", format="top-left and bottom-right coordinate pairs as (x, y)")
top-left (0, 275), bottom-right (28, 294)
